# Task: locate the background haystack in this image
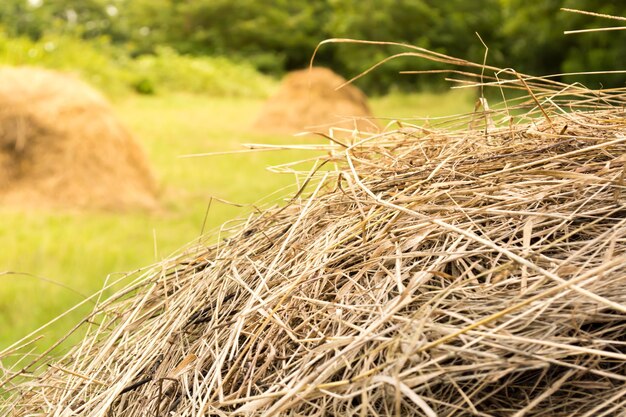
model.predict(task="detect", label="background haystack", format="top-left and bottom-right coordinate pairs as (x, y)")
top-left (2, 64), bottom-right (626, 416)
top-left (253, 67), bottom-right (377, 134)
top-left (0, 67), bottom-right (158, 210)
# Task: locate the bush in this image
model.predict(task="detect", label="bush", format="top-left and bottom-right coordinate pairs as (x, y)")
top-left (0, 31), bottom-right (275, 97)
top-left (0, 32), bottom-right (132, 95)
top-left (132, 47), bottom-right (274, 97)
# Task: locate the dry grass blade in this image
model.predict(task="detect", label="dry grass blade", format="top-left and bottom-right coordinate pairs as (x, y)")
top-left (561, 7), bottom-right (626, 22)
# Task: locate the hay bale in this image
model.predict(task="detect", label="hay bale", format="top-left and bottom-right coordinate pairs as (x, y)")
top-left (2, 72), bottom-right (626, 416)
top-left (253, 67), bottom-right (377, 134)
top-left (0, 67), bottom-right (158, 210)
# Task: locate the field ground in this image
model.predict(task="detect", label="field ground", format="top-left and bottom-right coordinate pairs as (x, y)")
top-left (0, 89), bottom-right (474, 359)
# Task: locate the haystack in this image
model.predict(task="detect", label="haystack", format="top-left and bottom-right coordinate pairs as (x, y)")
top-left (0, 67), bottom-right (157, 210)
top-left (2, 58), bottom-right (626, 416)
top-left (253, 67), bottom-right (377, 134)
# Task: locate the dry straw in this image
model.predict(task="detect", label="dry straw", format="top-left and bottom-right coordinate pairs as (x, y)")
top-left (0, 67), bottom-right (158, 211)
top-left (1, 41), bottom-right (626, 416)
top-left (253, 66), bottom-right (377, 135)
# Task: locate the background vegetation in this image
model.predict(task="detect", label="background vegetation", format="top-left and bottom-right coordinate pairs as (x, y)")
top-left (0, 30), bottom-right (275, 96)
top-left (1, 0), bottom-right (625, 94)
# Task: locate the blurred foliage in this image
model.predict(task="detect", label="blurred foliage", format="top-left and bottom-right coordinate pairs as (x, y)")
top-left (500, 0), bottom-right (626, 88)
top-left (0, 31), bottom-right (132, 95)
top-left (0, 30), bottom-right (274, 97)
top-left (0, 0), bottom-right (625, 94)
top-left (132, 47), bottom-right (275, 97)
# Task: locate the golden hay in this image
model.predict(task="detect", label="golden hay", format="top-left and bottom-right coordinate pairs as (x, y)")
top-left (253, 67), bottom-right (377, 135)
top-left (0, 67), bottom-right (158, 210)
top-left (2, 57), bottom-right (626, 416)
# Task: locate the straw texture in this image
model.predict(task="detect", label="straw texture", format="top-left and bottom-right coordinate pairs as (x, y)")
top-left (2, 57), bottom-right (626, 417)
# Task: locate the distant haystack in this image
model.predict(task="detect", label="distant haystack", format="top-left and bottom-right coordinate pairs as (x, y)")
top-left (0, 67), bottom-right (158, 210)
top-left (253, 67), bottom-right (377, 134)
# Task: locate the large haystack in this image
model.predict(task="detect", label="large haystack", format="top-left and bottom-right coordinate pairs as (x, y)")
top-left (253, 67), bottom-right (377, 134)
top-left (2, 63), bottom-right (626, 416)
top-left (0, 67), bottom-right (157, 210)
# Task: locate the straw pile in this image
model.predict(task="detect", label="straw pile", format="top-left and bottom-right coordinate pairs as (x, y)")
top-left (0, 67), bottom-right (158, 210)
top-left (2, 58), bottom-right (626, 416)
top-left (253, 66), bottom-right (377, 135)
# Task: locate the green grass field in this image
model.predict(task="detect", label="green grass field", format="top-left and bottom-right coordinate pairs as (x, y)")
top-left (0, 89), bottom-right (474, 360)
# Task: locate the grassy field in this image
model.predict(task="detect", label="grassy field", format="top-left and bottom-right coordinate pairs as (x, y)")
top-left (0, 89), bottom-right (474, 361)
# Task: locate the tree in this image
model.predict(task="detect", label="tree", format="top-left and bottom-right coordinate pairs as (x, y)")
top-left (1, 0), bottom-right (624, 94)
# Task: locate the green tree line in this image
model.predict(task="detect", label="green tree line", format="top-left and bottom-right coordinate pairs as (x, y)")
top-left (1, 0), bottom-right (625, 94)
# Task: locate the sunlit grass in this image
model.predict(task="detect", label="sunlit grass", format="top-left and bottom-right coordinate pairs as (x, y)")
top-left (0, 89), bottom-right (473, 358)
top-left (370, 88), bottom-right (475, 121)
